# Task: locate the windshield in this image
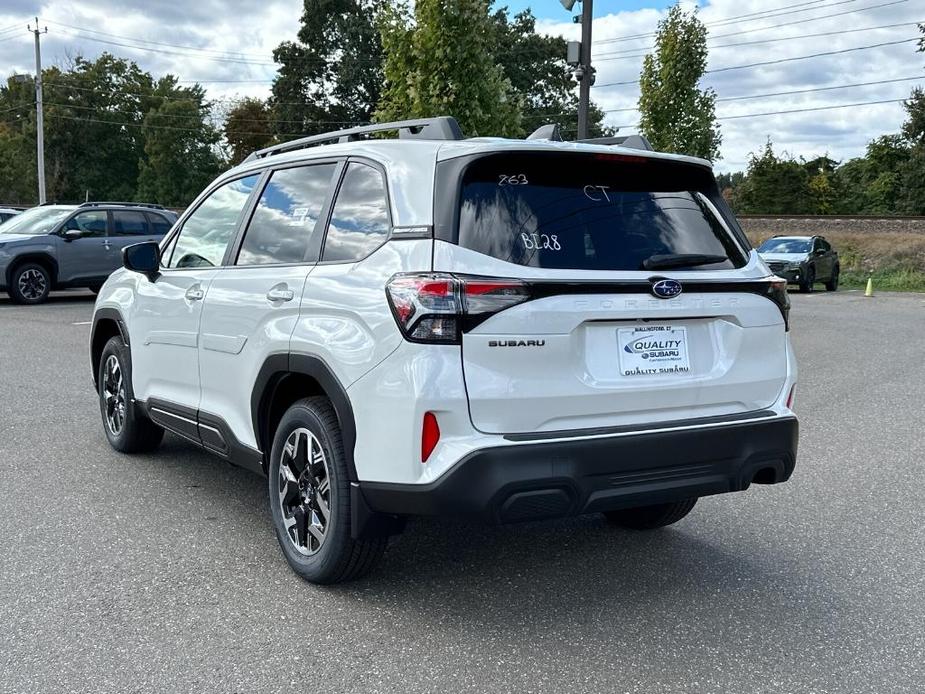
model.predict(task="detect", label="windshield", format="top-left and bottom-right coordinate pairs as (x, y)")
top-left (758, 238), bottom-right (811, 254)
top-left (454, 152), bottom-right (746, 271)
top-left (0, 207), bottom-right (74, 236)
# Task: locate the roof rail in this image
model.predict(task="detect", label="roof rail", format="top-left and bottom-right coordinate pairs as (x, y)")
top-left (577, 134), bottom-right (653, 151)
top-left (78, 201), bottom-right (167, 210)
top-left (244, 117), bottom-right (465, 162)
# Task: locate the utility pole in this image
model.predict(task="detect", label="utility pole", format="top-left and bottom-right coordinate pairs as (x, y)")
top-left (577, 0), bottom-right (593, 140)
top-left (561, 0), bottom-right (594, 140)
top-left (27, 18), bottom-right (48, 205)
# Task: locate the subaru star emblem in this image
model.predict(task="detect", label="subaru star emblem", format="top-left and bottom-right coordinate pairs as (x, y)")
top-left (651, 278), bottom-right (682, 299)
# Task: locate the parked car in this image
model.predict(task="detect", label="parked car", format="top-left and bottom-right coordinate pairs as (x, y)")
top-left (0, 202), bottom-right (177, 304)
top-left (0, 207), bottom-right (24, 224)
top-left (91, 117), bottom-right (798, 584)
top-left (757, 235), bottom-right (840, 292)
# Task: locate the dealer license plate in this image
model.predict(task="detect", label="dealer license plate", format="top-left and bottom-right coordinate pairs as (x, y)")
top-left (618, 325), bottom-right (691, 377)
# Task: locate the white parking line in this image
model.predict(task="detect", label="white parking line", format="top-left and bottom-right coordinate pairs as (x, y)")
top-left (72, 321), bottom-right (92, 325)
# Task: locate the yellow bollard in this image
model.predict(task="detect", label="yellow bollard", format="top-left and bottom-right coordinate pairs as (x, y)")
top-left (864, 276), bottom-right (874, 297)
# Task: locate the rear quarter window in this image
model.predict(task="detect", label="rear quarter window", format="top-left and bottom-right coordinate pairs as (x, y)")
top-left (451, 152), bottom-right (746, 271)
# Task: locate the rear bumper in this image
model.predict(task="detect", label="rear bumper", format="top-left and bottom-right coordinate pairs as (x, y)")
top-left (358, 416), bottom-right (798, 524)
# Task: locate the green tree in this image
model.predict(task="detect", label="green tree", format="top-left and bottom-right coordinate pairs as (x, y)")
top-left (736, 141), bottom-right (811, 214)
top-left (376, 0), bottom-right (522, 137)
top-left (271, 0), bottom-right (384, 137)
top-left (223, 98), bottom-right (274, 165)
top-left (0, 53), bottom-right (222, 205)
top-left (637, 5), bottom-right (720, 160)
top-left (488, 8), bottom-right (609, 139)
top-left (137, 85), bottom-right (222, 208)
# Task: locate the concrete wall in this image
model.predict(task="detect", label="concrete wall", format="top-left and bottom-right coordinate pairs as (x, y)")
top-left (738, 216), bottom-right (925, 236)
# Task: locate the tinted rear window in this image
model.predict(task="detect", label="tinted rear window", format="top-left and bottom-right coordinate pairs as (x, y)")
top-left (456, 153), bottom-right (745, 271)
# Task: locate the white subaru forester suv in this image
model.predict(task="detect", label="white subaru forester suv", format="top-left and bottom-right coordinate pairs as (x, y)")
top-left (90, 117), bottom-right (798, 584)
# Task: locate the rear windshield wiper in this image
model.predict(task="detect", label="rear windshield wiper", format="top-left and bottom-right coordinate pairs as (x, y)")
top-left (642, 253), bottom-right (728, 270)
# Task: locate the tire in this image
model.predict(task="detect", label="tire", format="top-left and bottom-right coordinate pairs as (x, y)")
top-left (8, 262), bottom-right (51, 304)
top-left (825, 266), bottom-right (839, 292)
top-left (268, 397), bottom-right (386, 584)
top-left (799, 266), bottom-right (815, 293)
top-left (98, 336), bottom-right (164, 453)
top-left (604, 498), bottom-right (698, 530)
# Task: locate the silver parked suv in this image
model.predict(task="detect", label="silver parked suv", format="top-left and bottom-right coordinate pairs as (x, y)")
top-left (0, 202), bottom-right (177, 304)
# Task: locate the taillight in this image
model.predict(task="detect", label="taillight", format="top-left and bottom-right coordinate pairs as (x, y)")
top-left (766, 276), bottom-right (791, 331)
top-left (386, 273), bottom-right (531, 343)
top-left (421, 412), bottom-right (440, 462)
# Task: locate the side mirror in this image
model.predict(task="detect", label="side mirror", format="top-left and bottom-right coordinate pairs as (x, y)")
top-left (63, 229), bottom-right (84, 241)
top-left (123, 241), bottom-right (161, 280)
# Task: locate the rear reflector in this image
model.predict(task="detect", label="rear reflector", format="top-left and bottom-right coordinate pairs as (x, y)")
top-left (422, 412), bottom-right (440, 462)
top-left (786, 385), bottom-right (796, 410)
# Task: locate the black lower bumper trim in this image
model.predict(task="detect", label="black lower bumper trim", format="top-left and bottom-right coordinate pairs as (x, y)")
top-left (360, 417), bottom-right (798, 524)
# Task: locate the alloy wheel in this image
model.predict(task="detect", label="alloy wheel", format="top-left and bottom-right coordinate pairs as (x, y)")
top-left (102, 354), bottom-right (126, 436)
top-left (277, 427), bottom-right (331, 556)
top-left (18, 268), bottom-right (47, 300)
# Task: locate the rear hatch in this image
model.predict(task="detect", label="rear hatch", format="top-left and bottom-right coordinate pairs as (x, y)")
top-left (433, 150), bottom-right (789, 435)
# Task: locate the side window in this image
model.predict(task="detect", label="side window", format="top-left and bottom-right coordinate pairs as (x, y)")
top-left (820, 239), bottom-right (831, 252)
top-left (813, 238), bottom-right (823, 253)
top-left (322, 163), bottom-right (390, 263)
top-left (146, 212), bottom-right (174, 236)
top-left (237, 163), bottom-right (336, 266)
top-left (63, 211), bottom-right (107, 237)
top-left (166, 174), bottom-right (260, 269)
top-left (112, 210), bottom-right (149, 236)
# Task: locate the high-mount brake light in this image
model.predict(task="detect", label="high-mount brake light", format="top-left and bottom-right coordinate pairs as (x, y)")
top-left (386, 273), bottom-right (531, 343)
top-left (593, 153), bottom-right (649, 164)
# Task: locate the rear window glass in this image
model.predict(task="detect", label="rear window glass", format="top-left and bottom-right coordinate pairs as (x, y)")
top-left (456, 153), bottom-right (745, 271)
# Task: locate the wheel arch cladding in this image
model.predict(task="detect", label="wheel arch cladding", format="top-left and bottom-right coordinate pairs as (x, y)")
top-left (90, 308), bottom-right (129, 389)
top-left (252, 354), bottom-right (359, 480)
top-left (7, 252), bottom-right (58, 287)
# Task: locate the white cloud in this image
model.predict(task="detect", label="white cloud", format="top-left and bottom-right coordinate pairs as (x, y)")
top-left (1, 0), bottom-right (922, 171)
top-left (538, 0), bottom-right (924, 170)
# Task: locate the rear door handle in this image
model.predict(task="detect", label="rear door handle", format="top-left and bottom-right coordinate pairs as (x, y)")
top-left (102, 240), bottom-right (112, 250)
top-left (185, 285), bottom-right (205, 301)
top-left (266, 285), bottom-right (294, 303)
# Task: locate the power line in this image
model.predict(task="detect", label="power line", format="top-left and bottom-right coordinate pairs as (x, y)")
top-left (608, 97), bottom-right (909, 128)
top-left (39, 100), bottom-right (366, 126)
top-left (596, 76), bottom-right (924, 114)
top-left (594, 0), bottom-right (856, 45)
top-left (46, 20), bottom-right (561, 69)
top-left (43, 111), bottom-right (361, 137)
top-left (41, 19), bottom-right (273, 59)
top-left (720, 97), bottom-right (908, 120)
top-left (596, 0), bottom-right (908, 54)
top-left (594, 37), bottom-right (920, 88)
top-left (596, 20), bottom-right (922, 61)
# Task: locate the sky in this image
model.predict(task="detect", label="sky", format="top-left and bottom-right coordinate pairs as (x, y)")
top-left (0, 0), bottom-right (922, 172)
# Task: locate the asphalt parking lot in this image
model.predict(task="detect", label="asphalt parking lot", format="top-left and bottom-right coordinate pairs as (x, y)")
top-left (1, 289), bottom-right (923, 693)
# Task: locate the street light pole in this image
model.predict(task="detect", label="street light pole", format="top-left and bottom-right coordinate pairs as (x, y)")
top-left (577, 0), bottom-right (593, 140)
top-left (27, 18), bottom-right (47, 205)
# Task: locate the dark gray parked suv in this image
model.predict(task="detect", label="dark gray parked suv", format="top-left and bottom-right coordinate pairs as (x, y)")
top-left (0, 202), bottom-right (177, 304)
top-left (757, 235), bottom-right (840, 293)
